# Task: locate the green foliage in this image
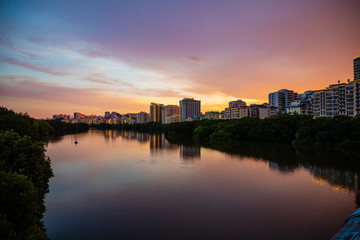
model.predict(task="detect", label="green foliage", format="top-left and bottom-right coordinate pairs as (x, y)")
top-left (0, 171), bottom-right (48, 240)
top-left (0, 131), bottom-right (53, 195)
top-left (166, 115), bottom-right (360, 148)
top-left (0, 130), bottom-right (53, 239)
top-left (33, 120), bottom-right (55, 138)
top-left (0, 106), bottom-right (89, 140)
top-left (0, 107), bottom-right (38, 138)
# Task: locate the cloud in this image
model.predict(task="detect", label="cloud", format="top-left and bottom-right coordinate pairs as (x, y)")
top-left (83, 72), bottom-right (136, 87)
top-left (187, 56), bottom-right (202, 62)
top-left (0, 57), bottom-right (68, 76)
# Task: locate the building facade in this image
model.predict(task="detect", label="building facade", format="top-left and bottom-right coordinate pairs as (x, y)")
top-left (225, 106), bottom-right (248, 119)
top-left (229, 99), bottom-right (247, 108)
top-left (354, 56), bottom-right (360, 81)
top-left (150, 103), bottom-right (163, 122)
top-left (313, 80), bottom-right (360, 117)
top-left (165, 114), bottom-right (180, 124)
top-left (269, 89), bottom-right (298, 113)
top-left (179, 98), bottom-right (201, 122)
top-left (137, 111), bottom-right (150, 124)
top-left (205, 111), bottom-right (220, 120)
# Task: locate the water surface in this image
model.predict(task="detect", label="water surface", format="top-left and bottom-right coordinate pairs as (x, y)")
top-left (44, 130), bottom-right (360, 239)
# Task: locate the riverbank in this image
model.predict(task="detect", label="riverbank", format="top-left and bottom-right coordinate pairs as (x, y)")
top-left (91, 115), bottom-right (360, 149)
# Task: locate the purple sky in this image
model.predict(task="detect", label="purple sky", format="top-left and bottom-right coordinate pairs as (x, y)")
top-left (0, 0), bottom-right (359, 118)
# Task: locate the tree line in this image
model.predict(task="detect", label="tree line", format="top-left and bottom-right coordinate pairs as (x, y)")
top-left (165, 115), bottom-right (360, 148)
top-left (91, 114), bottom-right (360, 148)
top-left (0, 107), bottom-right (89, 139)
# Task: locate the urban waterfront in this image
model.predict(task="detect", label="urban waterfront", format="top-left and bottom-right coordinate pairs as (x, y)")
top-left (44, 130), bottom-right (360, 240)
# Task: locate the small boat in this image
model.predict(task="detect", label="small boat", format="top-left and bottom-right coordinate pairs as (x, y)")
top-left (74, 140), bottom-right (78, 145)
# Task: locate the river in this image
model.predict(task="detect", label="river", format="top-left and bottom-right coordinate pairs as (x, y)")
top-left (43, 129), bottom-right (360, 239)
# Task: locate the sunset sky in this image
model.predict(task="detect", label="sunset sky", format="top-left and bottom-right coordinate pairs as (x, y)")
top-left (0, 0), bottom-right (359, 118)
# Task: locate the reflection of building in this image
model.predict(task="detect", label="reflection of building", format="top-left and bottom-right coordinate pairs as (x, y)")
top-left (150, 134), bottom-right (164, 149)
top-left (137, 132), bottom-right (150, 143)
top-left (180, 145), bottom-right (201, 159)
top-left (180, 98), bottom-right (201, 122)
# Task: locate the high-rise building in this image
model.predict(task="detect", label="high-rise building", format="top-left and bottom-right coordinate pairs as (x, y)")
top-left (269, 89), bottom-right (298, 113)
top-left (161, 105), bottom-right (180, 123)
top-left (105, 111), bottom-right (110, 118)
top-left (165, 105), bottom-right (179, 116)
top-left (137, 111), bottom-right (150, 124)
top-left (150, 103), bottom-right (163, 122)
top-left (179, 98), bottom-right (201, 122)
top-left (354, 56), bottom-right (360, 80)
top-left (74, 112), bottom-right (85, 119)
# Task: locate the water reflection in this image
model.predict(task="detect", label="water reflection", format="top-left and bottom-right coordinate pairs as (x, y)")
top-left (208, 140), bottom-right (360, 207)
top-left (44, 130), bottom-right (360, 240)
top-left (180, 145), bottom-right (201, 160)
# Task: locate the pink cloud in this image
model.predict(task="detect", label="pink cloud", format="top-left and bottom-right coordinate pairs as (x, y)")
top-left (1, 57), bottom-right (68, 76)
top-left (83, 73), bottom-right (136, 87)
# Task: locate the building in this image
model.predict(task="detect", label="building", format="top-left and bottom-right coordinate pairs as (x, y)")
top-left (229, 99), bottom-right (247, 108)
top-left (179, 98), bottom-right (201, 122)
top-left (137, 112), bottom-right (150, 124)
top-left (74, 112), bottom-right (85, 119)
top-left (161, 105), bottom-right (180, 123)
top-left (166, 105), bottom-right (179, 115)
top-left (286, 91), bottom-right (313, 116)
top-left (165, 114), bottom-right (180, 124)
top-left (248, 103), bottom-right (278, 119)
top-left (150, 103), bottom-right (163, 122)
top-left (205, 111), bottom-right (220, 120)
top-left (53, 114), bottom-right (70, 121)
top-left (110, 112), bottom-right (121, 118)
top-left (286, 100), bottom-right (301, 115)
top-left (354, 56), bottom-right (360, 80)
top-left (269, 89), bottom-right (298, 113)
top-left (313, 80), bottom-right (360, 117)
top-left (225, 106), bottom-right (248, 119)
top-left (105, 111), bottom-right (110, 118)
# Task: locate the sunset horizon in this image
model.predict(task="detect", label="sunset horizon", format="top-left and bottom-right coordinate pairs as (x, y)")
top-left (1, 0), bottom-right (359, 118)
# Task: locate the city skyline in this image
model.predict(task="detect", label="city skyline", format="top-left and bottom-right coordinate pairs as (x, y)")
top-left (0, 1), bottom-right (359, 118)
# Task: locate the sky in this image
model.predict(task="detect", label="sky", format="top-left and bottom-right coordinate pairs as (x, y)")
top-left (0, 0), bottom-right (359, 118)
